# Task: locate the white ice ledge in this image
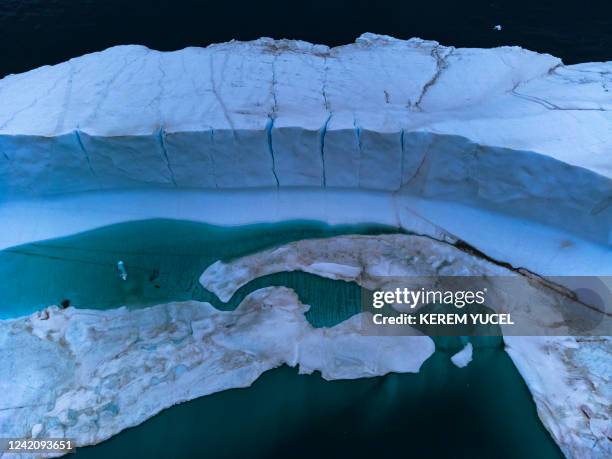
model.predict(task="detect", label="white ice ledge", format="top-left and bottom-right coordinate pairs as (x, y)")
top-left (0, 34), bottom-right (610, 256)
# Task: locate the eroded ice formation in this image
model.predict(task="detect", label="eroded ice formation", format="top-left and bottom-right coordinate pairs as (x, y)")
top-left (0, 287), bottom-right (434, 452)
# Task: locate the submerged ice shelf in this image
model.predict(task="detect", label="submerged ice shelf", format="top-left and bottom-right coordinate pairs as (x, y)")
top-left (0, 34), bottom-right (610, 458)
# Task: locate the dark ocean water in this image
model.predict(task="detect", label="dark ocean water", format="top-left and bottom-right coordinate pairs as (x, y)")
top-left (74, 354), bottom-right (563, 459)
top-left (0, 0), bottom-right (610, 78)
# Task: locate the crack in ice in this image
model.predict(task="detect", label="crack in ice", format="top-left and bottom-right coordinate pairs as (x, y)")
top-left (158, 128), bottom-right (177, 187)
top-left (75, 129), bottom-right (96, 178)
top-left (414, 46), bottom-right (454, 111)
top-left (319, 114), bottom-right (332, 187)
top-left (266, 117), bottom-right (280, 188)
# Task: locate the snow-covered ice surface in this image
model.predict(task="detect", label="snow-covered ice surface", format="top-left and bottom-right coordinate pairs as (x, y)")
top-left (0, 34), bottom-right (610, 457)
top-left (0, 35), bottom-right (610, 240)
top-left (0, 288), bottom-right (434, 457)
top-left (505, 336), bottom-right (612, 458)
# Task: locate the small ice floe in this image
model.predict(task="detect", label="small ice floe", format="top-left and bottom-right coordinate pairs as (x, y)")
top-left (31, 423), bottom-right (44, 438)
top-left (493, 25), bottom-right (502, 31)
top-left (451, 342), bottom-right (473, 368)
top-left (117, 260), bottom-right (128, 281)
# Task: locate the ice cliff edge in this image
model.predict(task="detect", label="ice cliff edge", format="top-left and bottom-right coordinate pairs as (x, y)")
top-left (0, 33), bottom-right (610, 246)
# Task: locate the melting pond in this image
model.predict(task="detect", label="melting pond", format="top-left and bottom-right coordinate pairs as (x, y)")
top-left (0, 219), bottom-right (392, 321)
top-left (0, 219), bottom-right (563, 458)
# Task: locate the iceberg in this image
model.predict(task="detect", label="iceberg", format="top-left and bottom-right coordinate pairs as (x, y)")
top-left (0, 34), bottom-right (610, 457)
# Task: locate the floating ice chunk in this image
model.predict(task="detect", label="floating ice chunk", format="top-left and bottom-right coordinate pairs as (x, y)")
top-left (451, 342), bottom-right (473, 368)
top-left (117, 260), bottom-right (127, 280)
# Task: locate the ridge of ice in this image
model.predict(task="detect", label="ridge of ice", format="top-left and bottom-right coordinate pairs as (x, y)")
top-left (0, 34), bottom-right (609, 182)
top-left (0, 287), bottom-right (434, 452)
